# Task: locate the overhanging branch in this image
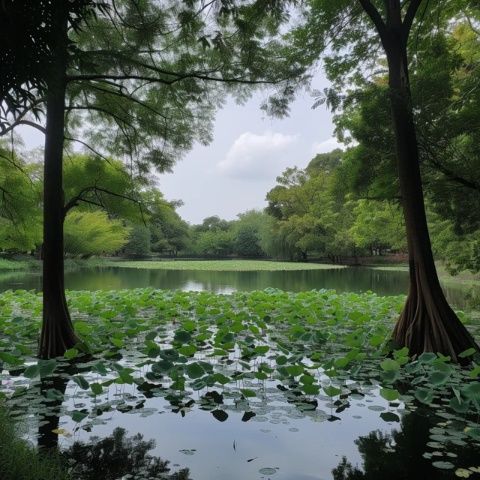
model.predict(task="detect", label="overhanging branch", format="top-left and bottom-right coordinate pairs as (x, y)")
top-left (357, 0), bottom-right (389, 47)
top-left (67, 72), bottom-right (282, 86)
top-left (402, 0), bottom-right (423, 40)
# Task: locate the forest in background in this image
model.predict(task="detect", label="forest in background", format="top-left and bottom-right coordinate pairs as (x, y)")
top-left (1, 146), bottom-right (478, 275)
top-left (2, 10), bottom-right (478, 275)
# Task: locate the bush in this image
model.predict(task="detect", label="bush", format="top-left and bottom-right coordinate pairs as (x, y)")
top-left (0, 406), bottom-right (68, 480)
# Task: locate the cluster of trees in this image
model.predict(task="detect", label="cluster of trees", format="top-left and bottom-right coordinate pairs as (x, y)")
top-left (0, 146), bottom-right (411, 263)
top-left (0, 147), bottom-right (189, 258)
top-left (264, 151), bottom-right (406, 261)
top-left (177, 151), bottom-right (406, 262)
top-left (1, 0), bottom-right (478, 359)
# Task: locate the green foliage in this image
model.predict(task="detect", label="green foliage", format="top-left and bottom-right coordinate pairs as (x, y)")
top-left (103, 259), bottom-right (341, 271)
top-left (192, 229), bottom-right (234, 257)
top-left (233, 226), bottom-right (263, 257)
top-left (124, 224), bottom-right (151, 257)
top-left (142, 189), bottom-right (190, 256)
top-left (0, 406), bottom-right (68, 480)
top-left (430, 213), bottom-right (480, 275)
top-left (60, 0), bottom-right (304, 172)
top-left (231, 210), bottom-right (269, 257)
top-left (64, 211), bottom-right (130, 256)
top-left (264, 150), bottom-right (406, 260)
top-left (195, 216), bottom-right (231, 233)
top-left (265, 166), bottom-right (334, 259)
top-left (306, 149), bottom-right (343, 176)
top-left (63, 154), bottom-right (143, 222)
top-left (349, 200), bottom-right (406, 253)
top-left (307, 8), bottom-right (480, 272)
top-left (0, 144), bottom-right (41, 252)
top-left (0, 0), bottom-right (95, 123)
top-left (0, 258), bottom-right (38, 270)
top-left (0, 287), bottom-right (479, 472)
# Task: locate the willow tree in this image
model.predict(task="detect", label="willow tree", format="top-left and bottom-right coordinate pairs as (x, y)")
top-left (291, 0), bottom-right (478, 360)
top-left (0, 1), bottom-right (304, 358)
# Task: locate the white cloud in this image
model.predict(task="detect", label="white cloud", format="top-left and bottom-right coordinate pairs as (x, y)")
top-left (217, 131), bottom-right (298, 180)
top-left (311, 137), bottom-right (343, 155)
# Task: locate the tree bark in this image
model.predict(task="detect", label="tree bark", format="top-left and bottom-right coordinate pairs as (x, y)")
top-left (39, 2), bottom-right (78, 359)
top-left (383, 7), bottom-right (478, 361)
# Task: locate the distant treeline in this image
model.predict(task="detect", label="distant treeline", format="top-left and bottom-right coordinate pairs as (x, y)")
top-left (2, 146), bottom-right (477, 274)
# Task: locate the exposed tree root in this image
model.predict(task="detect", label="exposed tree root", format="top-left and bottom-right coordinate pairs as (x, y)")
top-left (39, 289), bottom-right (78, 359)
top-left (393, 263), bottom-right (479, 363)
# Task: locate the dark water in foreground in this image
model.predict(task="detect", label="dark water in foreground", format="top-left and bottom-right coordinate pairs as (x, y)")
top-left (0, 265), bottom-right (478, 309)
top-left (16, 362), bottom-right (480, 480)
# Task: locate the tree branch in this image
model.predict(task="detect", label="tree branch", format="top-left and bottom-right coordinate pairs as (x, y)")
top-left (16, 120), bottom-right (46, 135)
top-left (63, 184), bottom-right (146, 225)
top-left (402, 0), bottom-right (423, 39)
top-left (0, 114), bottom-right (46, 137)
top-left (420, 140), bottom-right (480, 192)
top-left (357, 0), bottom-right (389, 46)
top-left (67, 72), bottom-right (281, 86)
top-left (66, 104), bottom-right (136, 127)
top-left (465, 12), bottom-right (480, 36)
top-left (64, 136), bottom-right (112, 163)
top-left (64, 186), bottom-right (96, 215)
top-left (75, 84), bottom-right (169, 121)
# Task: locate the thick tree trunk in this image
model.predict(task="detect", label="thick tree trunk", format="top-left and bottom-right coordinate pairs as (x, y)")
top-left (39, 3), bottom-right (78, 359)
top-left (385, 37), bottom-right (478, 361)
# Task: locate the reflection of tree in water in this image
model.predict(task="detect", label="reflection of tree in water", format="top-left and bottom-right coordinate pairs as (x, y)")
top-left (332, 411), bottom-right (480, 480)
top-left (34, 363), bottom-right (190, 479)
top-left (64, 427), bottom-right (190, 480)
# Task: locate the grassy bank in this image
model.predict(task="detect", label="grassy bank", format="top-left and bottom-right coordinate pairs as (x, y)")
top-left (0, 258), bottom-right (111, 272)
top-left (0, 406), bottom-right (68, 480)
top-left (372, 264), bottom-right (480, 288)
top-left (103, 259), bottom-right (346, 271)
top-left (0, 258), bottom-right (39, 271)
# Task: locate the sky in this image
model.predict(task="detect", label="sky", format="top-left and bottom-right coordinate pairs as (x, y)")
top-left (17, 71), bottom-right (338, 225)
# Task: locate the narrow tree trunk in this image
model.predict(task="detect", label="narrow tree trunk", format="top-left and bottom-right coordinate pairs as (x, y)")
top-left (38, 375), bottom-right (69, 451)
top-left (39, 3), bottom-right (78, 359)
top-left (385, 36), bottom-right (478, 361)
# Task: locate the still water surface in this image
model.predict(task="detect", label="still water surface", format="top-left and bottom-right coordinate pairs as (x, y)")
top-left (2, 265), bottom-right (479, 479)
top-left (0, 265), bottom-right (477, 309)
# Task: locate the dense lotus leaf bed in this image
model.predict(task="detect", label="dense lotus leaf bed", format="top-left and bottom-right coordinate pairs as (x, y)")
top-left (104, 259), bottom-right (346, 271)
top-left (0, 288), bottom-right (479, 477)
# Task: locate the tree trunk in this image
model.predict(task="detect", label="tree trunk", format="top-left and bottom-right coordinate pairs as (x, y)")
top-left (385, 32), bottom-right (478, 361)
top-left (38, 375), bottom-right (69, 451)
top-left (39, 3), bottom-right (78, 359)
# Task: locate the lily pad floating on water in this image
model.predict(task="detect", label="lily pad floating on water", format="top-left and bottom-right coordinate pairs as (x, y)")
top-left (259, 467), bottom-right (278, 475)
top-left (212, 409), bottom-right (228, 422)
top-left (432, 461), bottom-right (455, 470)
top-left (242, 411), bottom-right (256, 422)
top-left (179, 449), bottom-right (196, 455)
top-left (380, 412), bottom-right (400, 422)
top-left (455, 468), bottom-right (472, 478)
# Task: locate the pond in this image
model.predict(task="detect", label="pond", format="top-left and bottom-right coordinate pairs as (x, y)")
top-left (0, 265), bottom-right (478, 309)
top-left (1, 289), bottom-right (479, 480)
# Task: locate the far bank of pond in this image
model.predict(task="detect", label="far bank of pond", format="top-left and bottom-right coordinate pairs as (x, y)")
top-left (0, 261), bottom-right (478, 310)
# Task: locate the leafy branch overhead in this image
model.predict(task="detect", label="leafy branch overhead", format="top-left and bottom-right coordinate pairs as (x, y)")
top-left (2, 0), bottom-right (308, 172)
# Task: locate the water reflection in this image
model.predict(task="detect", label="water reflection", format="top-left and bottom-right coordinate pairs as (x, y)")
top-left (33, 364), bottom-right (191, 480)
top-left (64, 428), bottom-right (191, 480)
top-left (333, 410), bottom-right (480, 480)
top-left (38, 373), bottom-right (69, 451)
top-left (0, 266), bottom-right (477, 309)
